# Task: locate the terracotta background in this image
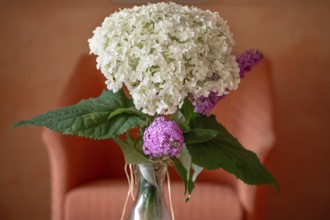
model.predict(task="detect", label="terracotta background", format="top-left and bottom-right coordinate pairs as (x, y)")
top-left (1, 0), bottom-right (330, 219)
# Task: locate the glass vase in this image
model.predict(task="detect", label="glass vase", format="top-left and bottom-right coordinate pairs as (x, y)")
top-left (128, 163), bottom-right (172, 220)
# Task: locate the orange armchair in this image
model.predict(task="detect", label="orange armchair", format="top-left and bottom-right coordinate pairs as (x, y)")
top-left (42, 55), bottom-right (275, 220)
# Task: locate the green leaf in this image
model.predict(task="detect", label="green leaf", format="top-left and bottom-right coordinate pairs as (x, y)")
top-left (108, 107), bottom-right (145, 120)
top-left (187, 115), bottom-right (279, 190)
top-left (114, 137), bottom-right (150, 164)
top-left (177, 146), bottom-right (192, 180)
top-left (12, 89), bottom-right (146, 140)
top-left (184, 128), bottom-right (219, 144)
top-left (179, 97), bottom-right (195, 124)
top-left (171, 110), bottom-right (190, 132)
top-left (171, 157), bottom-right (194, 201)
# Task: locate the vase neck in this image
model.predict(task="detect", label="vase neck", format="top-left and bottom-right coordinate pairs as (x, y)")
top-left (137, 163), bottom-right (167, 192)
top-left (128, 163), bottom-right (172, 220)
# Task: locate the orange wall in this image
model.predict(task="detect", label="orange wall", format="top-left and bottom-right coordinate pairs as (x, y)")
top-left (1, 2), bottom-right (330, 220)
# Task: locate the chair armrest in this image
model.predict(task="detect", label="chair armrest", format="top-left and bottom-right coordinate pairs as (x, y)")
top-left (43, 54), bottom-right (126, 220)
top-left (42, 129), bottom-right (125, 220)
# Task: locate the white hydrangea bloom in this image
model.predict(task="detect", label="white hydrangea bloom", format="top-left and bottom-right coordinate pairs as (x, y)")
top-left (89, 2), bottom-right (240, 115)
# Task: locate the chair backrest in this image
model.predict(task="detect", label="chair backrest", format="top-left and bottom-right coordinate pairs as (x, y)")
top-left (214, 58), bottom-right (275, 161)
top-left (212, 58), bottom-right (276, 216)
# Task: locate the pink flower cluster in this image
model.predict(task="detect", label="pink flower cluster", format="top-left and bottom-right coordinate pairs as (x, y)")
top-left (143, 117), bottom-right (184, 158)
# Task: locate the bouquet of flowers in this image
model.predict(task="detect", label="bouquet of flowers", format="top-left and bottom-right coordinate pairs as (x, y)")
top-left (13, 2), bottom-right (278, 219)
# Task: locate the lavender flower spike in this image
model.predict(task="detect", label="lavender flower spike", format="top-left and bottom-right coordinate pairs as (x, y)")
top-left (143, 117), bottom-right (184, 158)
top-left (192, 92), bottom-right (224, 116)
top-left (236, 49), bottom-right (263, 78)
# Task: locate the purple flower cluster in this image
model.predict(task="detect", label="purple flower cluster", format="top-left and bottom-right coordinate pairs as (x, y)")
top-left (192, 49), bottom-right (263, 116)
top-left (143, 117), bottom-right (184, 158)
top-left (236, 49), bottom-right (263, 78)
top-left (192, 92), bottom-right (224, 116)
